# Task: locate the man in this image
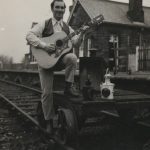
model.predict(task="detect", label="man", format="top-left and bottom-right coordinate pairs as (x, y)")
top-left (26, 0), bottom-right (88, 134)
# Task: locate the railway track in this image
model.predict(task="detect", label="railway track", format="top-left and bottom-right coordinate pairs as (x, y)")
top-left (1, 79), bottom-right (150, 150)
top-left (0, 79), bottom-right (41, 127)
top-left (0, 79), bottom-right (74, 150)
top-left (0, 98), bottom-right (51, 150)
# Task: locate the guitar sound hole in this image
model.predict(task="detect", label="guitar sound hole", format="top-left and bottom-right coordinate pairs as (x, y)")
top-left (56, 40), bottom-right (63, 48)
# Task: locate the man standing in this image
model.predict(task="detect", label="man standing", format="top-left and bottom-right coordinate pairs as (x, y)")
top-left (26, 0), bottom-right (87, 134)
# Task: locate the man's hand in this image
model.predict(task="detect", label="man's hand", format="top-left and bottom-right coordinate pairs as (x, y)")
top-left (43, 44), bottom-right (56, 53)
top-left (81, 25), bottom-right (90, 33)
top-left (74, 25), bottom-right (89, 47)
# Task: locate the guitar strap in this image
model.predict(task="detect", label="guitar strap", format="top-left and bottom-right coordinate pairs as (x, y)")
top-left (42, 18), bottom-right (70, 37)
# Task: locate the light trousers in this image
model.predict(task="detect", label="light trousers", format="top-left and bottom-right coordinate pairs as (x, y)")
top-left (39, 53), bottom-right (77, 120)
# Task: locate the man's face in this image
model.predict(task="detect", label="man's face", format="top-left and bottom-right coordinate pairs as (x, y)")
top-left (52, 1), bottom-right (65, 21)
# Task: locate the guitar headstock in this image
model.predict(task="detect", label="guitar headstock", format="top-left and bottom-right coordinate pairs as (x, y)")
top-left (75, 14), bottom-right (104, 35)
top-left (87, 14), bottom-right (104, 26)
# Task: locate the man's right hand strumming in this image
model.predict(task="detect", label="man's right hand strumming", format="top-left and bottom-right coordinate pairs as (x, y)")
top-left (39, 42), bottom-right (56, 53)
top-left (43, 44), bottom-right (56, 53)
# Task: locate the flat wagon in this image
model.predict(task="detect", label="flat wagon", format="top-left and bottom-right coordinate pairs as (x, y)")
top-left (37, 57), bottom-right (150, 144)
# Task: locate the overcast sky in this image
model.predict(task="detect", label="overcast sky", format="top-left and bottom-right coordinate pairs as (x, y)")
top-left (0, 0), bottom-right (150, 63)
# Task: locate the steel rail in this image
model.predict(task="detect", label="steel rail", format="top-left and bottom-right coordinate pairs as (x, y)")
top-left (0, 79), bottom-right (75, 150)
top-left (0, 93), bottom-right (40, 127)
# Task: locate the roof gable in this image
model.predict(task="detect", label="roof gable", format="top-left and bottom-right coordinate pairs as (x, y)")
top-left (68, 0), bottom-right (150, 28)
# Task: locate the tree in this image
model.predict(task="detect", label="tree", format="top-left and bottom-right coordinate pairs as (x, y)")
top-left (0, 55), bottom-right (14, 69)
top-left (0, 55), bottom-right (13, 64)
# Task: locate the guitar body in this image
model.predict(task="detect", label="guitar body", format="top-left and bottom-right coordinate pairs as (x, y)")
top-left (31, 31), bottom-right (72, 69)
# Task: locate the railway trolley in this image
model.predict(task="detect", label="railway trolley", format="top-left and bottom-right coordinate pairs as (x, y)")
top-left (37, 57), bottom-right (150, 144)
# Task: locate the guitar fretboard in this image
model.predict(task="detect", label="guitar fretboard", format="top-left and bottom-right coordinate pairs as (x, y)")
top-left (62, 14), bottom-right (104, 43)
top-left (63, 28), bottom-right (83, 42)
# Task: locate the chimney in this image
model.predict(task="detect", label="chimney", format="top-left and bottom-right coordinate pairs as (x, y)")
top-left (127, 0), bottom-right (144, 22)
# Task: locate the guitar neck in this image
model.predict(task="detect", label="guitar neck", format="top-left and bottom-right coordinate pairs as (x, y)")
top-left (63, 28), bottom-right (83, 42)
top-left (63, 14), bottom-right (104, 42)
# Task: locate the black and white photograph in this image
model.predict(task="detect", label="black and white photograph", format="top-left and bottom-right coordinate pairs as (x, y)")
top-left (1, 0), bottom-right (150, 149)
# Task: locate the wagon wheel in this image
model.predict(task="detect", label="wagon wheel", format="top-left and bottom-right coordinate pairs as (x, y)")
top-left (54, 108), bottom-right (78, 144)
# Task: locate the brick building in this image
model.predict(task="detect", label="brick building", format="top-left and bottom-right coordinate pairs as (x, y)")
top-left (68, 0), bottom-right (150, 72)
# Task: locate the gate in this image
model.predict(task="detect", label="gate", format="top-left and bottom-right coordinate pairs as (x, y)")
top-left (139, 48), bottom-right (150, 71)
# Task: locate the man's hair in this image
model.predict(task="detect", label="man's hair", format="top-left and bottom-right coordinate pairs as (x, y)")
top-left (51, 0), bottom-right (66, 10)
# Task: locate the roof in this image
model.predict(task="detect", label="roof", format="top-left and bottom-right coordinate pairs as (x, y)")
top-left (68, 0), bottom-right (150, 28)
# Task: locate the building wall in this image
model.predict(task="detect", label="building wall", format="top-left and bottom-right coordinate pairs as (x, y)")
top-left (81, 23), bottom-right (150, 71)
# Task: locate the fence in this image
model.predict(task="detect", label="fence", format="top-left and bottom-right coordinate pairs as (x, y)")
top-left (1, 63), bottom-right (38, 71)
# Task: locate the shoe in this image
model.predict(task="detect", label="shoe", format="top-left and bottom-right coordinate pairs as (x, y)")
top-left (64, 82), bottom-right (79, 97)
top-left (46, 120), bottom-right (53, 134)
top-left (64, 81), bottom-right (79, 97)
top-left (64, 88), bottom-right (79, 97)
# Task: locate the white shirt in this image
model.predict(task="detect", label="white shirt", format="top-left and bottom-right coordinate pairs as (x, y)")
top-left (52, 18), bottom-right (63, 32)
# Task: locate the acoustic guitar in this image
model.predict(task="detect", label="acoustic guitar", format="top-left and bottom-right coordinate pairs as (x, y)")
top-left (31, 14), bottom-right (104, 69)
